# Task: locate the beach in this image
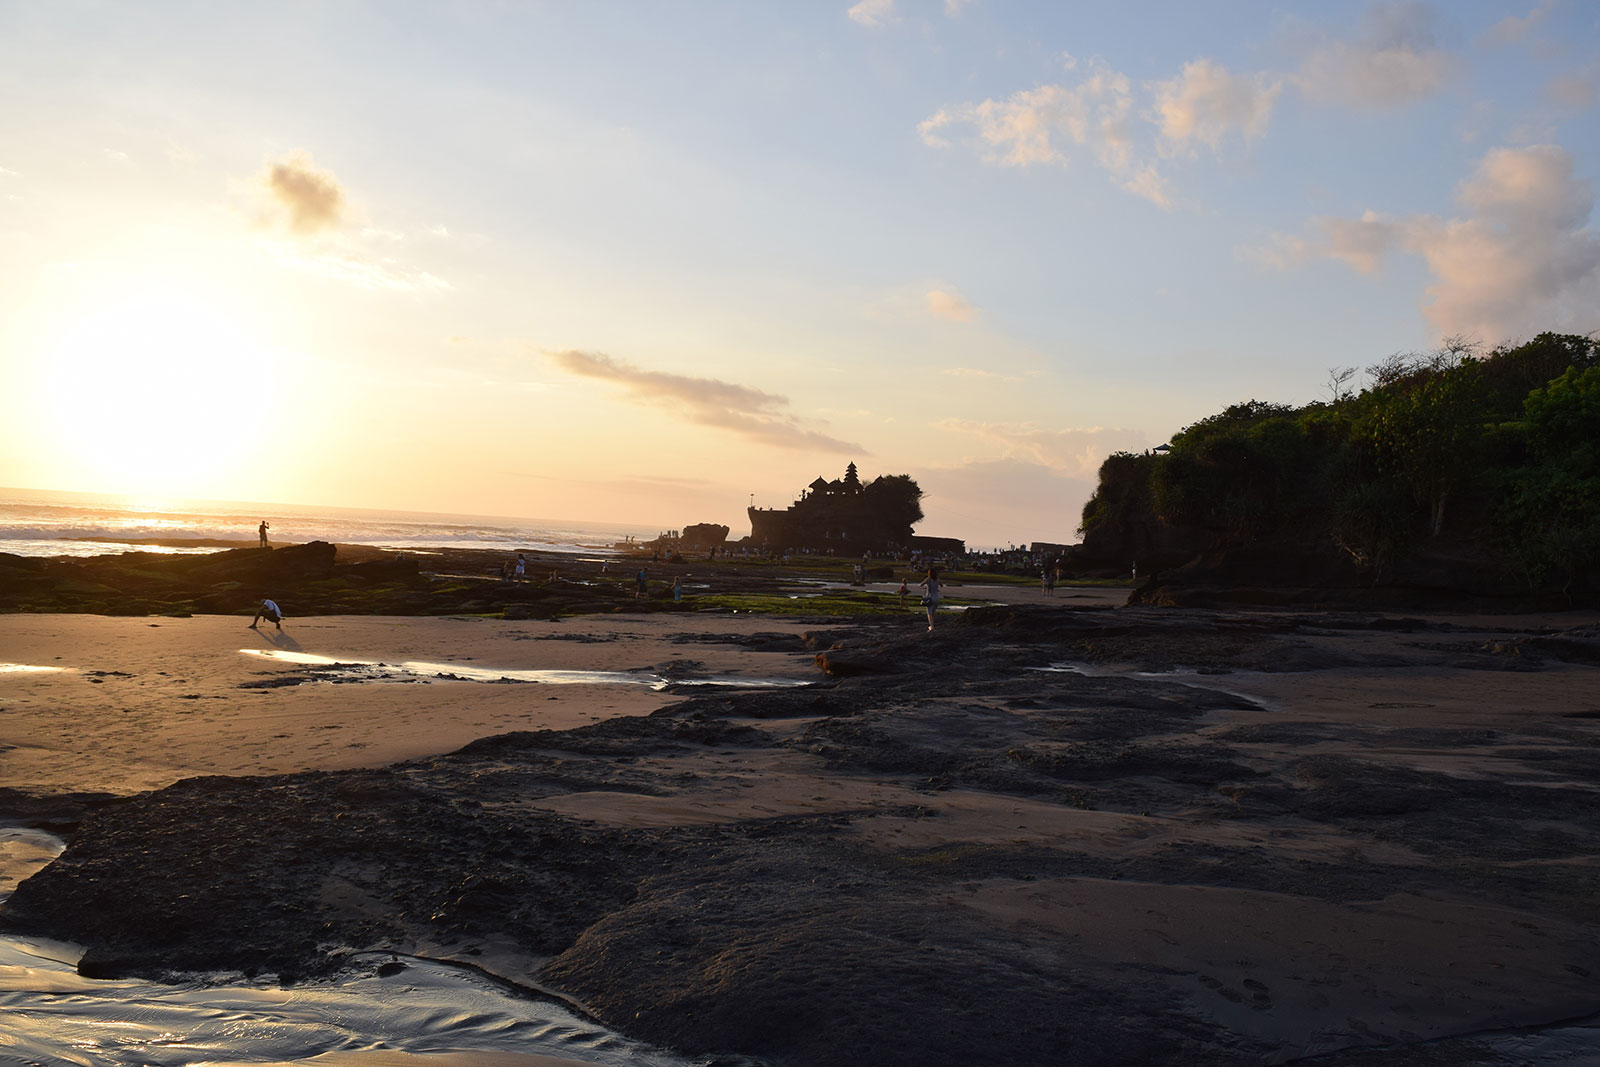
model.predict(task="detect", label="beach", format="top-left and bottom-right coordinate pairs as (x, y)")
top-left (4, 593), bottom-right (1600, 1065)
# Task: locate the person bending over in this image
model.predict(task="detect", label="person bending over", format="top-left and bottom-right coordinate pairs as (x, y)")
top-left (250, 598), bottom-right (285, 631)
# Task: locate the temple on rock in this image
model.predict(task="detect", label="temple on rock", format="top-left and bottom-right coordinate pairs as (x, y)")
top-left (747, 463), bottom-right (937, 553)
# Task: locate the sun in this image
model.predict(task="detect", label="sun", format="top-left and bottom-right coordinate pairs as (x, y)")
top-left (30, 283), bottom-right (284, 497)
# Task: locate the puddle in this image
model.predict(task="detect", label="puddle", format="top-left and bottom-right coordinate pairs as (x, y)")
top-left (0, 830), bottom-right (730, 1067)
top-left (240, 649), bottom-right (809, 690)
top-left (0, 663), bottom-right (65, 674)
top-left (1029, 662), bottom-right (1278, 711)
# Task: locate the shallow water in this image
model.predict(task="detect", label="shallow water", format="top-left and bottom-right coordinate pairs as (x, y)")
top-left (0, 828), bottom-right (717, 1067)
top-left (0, 663), bottom-right (64, 674)
top-left (239, 649), bottom-right (810, 690)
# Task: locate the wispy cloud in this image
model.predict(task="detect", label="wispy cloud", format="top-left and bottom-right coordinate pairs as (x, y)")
top-left (1241, 144), bottom-right (1600, 340)
top-left (939, 419), bottom-right (1148, 476)
top-left (550, 349), bottom-right (864, 453)
top-left (1546, 71), bottom-right (1596, 111)
top-left (1293, 2), bottom-right (1458, 109)
top-left (940, 367), bottom-right (1020, 383)
top-left (270, 244), bottom-right (452, 294)
top-left (1480, 0), bottom-right (1557, 47)
top-left (846, 0), bottom-right (896, 27)
top-left (262, 151), bottom-right (345, 234)
top-left (926, 287), bottom-right (979, 323)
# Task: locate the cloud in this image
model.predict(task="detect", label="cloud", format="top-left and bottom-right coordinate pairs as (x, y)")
top-left (1150, 59), bottom-right (1280, 154)
top-left (549, 349), bottom-right (864, 453)
top-left (846, 0), bottom-right (895, 27)
top-left (271, 245), bottom-right (452, 293)
top-left (1246, 145), bottom-right (1600, 340)
top-left (917, 457), bottom-right (1101, 547)
top-left (938, 419), bottom-right (1148, 477)
top-left (940, 367), bottom-right (1020, 383)
top-left (1294, 2), bottom-right (1458, 109)
top-left (263, 152), bottom-right (345, 234)
top-left (1410, 145), bottom-right (1600, 338)
top-left (1480, 0), bottom-right (1557, 47)
top-left (918, 61), bottom-right (1175, 206)
top-left (1546, 72), bottom-right (1596, 111)
top-left (926, 288), bottom-right (979, 323)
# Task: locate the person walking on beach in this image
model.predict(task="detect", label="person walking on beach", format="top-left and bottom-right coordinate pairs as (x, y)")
top-left (897, 579), bottom-right (909, 610)
top-left (672, 576), bottom-right (682, 603)
top-left (515, 553), bottom-right (526, 581)
top-left (635, 568), bottom-right (648, 598)
top-left (258, 520), bottom-right (270, 548)
top-left (918, 566), bottom-right (941, 632)
top-left (249, 598), bottom-right (285, 631)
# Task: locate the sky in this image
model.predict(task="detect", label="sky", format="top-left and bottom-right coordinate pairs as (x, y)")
top-left (1, 1), bottom-right (1597, 550)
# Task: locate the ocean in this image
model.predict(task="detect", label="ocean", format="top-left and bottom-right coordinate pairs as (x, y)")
top-left (0, 487), bottom-right (667, 559)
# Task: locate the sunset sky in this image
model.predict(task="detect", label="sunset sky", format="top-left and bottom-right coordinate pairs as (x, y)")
top-left (2, 1), bottom-right (1597, 549)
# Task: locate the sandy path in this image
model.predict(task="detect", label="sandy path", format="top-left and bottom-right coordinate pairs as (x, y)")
top-left (0, 613), bottom-right (821, 795)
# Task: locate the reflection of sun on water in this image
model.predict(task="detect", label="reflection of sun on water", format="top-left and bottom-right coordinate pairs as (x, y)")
top-left (35, 287), bottom-right (282, 497)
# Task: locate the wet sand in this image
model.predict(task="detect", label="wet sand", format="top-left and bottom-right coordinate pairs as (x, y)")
top-left (0, 613), bottom-right (820, 795)
top-left (4, 603), bottom-right (1600, 1065)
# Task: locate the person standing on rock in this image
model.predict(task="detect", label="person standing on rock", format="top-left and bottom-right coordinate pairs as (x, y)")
top-left (249, 598), bottom-right (285, 631)
top-left (636, 567), bottom-right (648, 598)
top-left (258, 520), bottom-right (270, 548)
top-left (515, 553), bottom-right (526, 581)
top-left (672, 576), bottom-right (682, 603)
top-left (918, 566), bottom-right (941, 632)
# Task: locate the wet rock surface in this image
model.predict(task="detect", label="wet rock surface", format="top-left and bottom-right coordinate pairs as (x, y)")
top-left (5, 604), bottom-right (1600, 1066)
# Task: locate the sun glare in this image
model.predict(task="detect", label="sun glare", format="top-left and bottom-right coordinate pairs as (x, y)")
top-left (31, 285), bottom-right (284, 497)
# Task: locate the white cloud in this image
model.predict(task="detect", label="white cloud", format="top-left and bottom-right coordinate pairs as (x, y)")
top-left (1248, 145), bottom-right (1600, 341)
top-left (549, 349), bottom-right (863, 453)
top-left (846, 0), bottom-right (896, 27)
top-left (1295, 2), bottom-right (1458, 109)
top-left (918, 61), bottom-right (1175, 206)
top-left (925, 288), bottom-right (979, 323)
top-left (1150, 59), bottom-right (1280, 154)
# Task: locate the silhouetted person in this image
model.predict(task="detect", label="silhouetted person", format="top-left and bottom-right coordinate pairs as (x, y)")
top-left (258, 520), bottom-right (270, 548)
top-left (636, 568), bottom-right (648, 598)
top-left (250, 598), bottom-right (285, 631)
top-left (919, 567), bottom-right (941, 632)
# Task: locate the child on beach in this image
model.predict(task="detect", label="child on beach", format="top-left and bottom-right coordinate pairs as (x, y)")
top-left (249, 599), bottom-right (285, 631)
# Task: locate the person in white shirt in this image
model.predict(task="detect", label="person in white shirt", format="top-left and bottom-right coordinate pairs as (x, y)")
top-left (918, 567), bottom-right (941, 632)
top-left (250, 599), bottom-right (286, 631)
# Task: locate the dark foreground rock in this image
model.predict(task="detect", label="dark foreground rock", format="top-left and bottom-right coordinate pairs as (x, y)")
top-left (6, 605), bottom-right (1600, 1066)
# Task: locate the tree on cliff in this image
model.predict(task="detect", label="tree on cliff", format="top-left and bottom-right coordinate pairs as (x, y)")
top-left (1074, 332), bottom-right (1600, 598)
top-left (861, 474), bottom-right (923, 529)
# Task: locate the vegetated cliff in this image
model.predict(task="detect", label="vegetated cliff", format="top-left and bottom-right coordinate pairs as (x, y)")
top-left (1071, 333), bottom-right (1600, 608)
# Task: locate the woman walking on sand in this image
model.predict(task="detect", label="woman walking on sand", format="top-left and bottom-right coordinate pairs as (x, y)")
top-left (918, 566), bottom-right (941, 632)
